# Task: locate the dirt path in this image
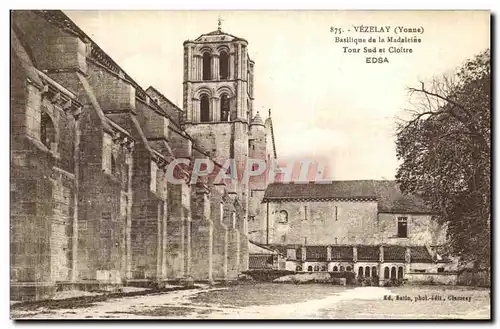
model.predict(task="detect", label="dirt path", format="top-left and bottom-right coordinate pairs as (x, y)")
top-left (11, 285), bottom-right (490, 320)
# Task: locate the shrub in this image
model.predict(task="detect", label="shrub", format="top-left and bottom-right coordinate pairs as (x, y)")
top-left (329, 271), bottom-right (356, 285)
top-left (383, 277), bottom-right (405, 287)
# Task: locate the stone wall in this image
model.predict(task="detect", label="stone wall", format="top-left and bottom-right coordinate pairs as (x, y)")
top-left (377, 213), bottom-right (447, 246)
top-left (267, 200), bottom-right (378, 245)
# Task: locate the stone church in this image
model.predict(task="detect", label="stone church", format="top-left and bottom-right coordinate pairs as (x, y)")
top-left (10, 10), bottom-right (277, 300)
top-left (10, 10), bottom-right (454, 301)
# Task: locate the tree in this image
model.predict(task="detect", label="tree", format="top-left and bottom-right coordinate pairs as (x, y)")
top-left (395, 49), bottom-right (491, 268)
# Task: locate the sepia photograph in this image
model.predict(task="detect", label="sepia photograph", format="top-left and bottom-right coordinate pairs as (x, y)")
top-left (9, 9), bottom-right (491, 320)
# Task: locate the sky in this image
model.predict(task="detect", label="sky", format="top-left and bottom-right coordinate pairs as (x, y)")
top-left (65, 10), bottom-right (490, 180)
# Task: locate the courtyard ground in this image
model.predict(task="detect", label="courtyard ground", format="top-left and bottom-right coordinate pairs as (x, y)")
top-left (11, 283), bottom-right (490, 320)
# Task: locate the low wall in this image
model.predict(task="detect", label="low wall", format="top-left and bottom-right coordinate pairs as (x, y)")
top-left (406, 272), bottom-right (458, 285)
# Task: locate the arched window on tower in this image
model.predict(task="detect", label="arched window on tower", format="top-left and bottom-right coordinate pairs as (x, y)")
top-left (202, 52), bottom-right (211, 81)
top-left (40, 112), bottom-right (56, 150)
top-left (220, 94), bottom-right (230, 122)
top-left (200, 94), bottom-right (210, 122)
top-left (219, 51), bottom-right (229, 80)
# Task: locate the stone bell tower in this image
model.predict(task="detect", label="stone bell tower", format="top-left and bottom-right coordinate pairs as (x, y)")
top-left (182, 20), bottom-right (255, 187)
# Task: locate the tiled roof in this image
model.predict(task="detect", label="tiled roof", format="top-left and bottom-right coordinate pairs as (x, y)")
top-left (331, 246), bottom-right (353, 261)
top-left (384, 245), bottom-right (406, 261)
top-left (249, 254), bottom-right (273, 269)
top-left (263, 180), bottom-right (431, 214)
top-left (410, 246), bottom-right (433, 263)
top-left (249, 241), bottom-right (276, 255)
top-left (306, 246), bottom-right (327, 261)
top-left (357, 246), bottom-right (380, 261)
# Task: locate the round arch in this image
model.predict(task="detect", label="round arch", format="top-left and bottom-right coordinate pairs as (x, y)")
top-left (194, 86), bottom-right (214, 99)
top-left (215, 86), bottom-right (234, 98)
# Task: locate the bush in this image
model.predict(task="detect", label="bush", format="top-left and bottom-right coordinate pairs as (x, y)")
top-left (273, 272), bottom-right (331, 284)
top-left (457, 269), bottom-right (490, 287)
top-left (383, 278), bottom-right (406, 287)
top-left (242, 270), bottom-right (295, 282)
top-left (356, 275), bottom-right (379, 286)
top-left (329, 271), bottom-right (356, 285)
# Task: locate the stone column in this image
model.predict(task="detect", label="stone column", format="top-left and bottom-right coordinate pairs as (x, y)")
top-left (190, 184), bottom-right (213, 281)
top-left (166, 183), bottom-right (186, 279)
top-left (195, 55), bottom-right (202, 80)
top-left (71, 115), bottom-right (81, 282)
top-left (211, 96), bottom-right (219, 122)
top-left (236, 44), bottom-right (242, 79)
top-left (229, 52), bottom-right (235, 80)
top-left (125, 151), bottom-right (133, 280)
top-left (327, 246), bottom-right (332, 261)
top-left (191, 98), bottom-right (199, 122)
top-left (353, 246), bottom-right (358, 262)
top-left (186, 46), bottom-right (192, 81)
top-left (212, 54), bottom-right (219, 81)
top-left (301, 246), bottom-right (307, 262)
top-left (379, 245), bottom-right (385, 286)
top-left (161, 200), bottom-right (168, 280)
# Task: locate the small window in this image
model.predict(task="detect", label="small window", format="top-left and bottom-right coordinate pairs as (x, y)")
top-left (365, 266), bottom-right (371, 277)
top-left (391, 266), bottom-right (397, 279)
top-left (335, 206), bottom-right (338, 221)
top-left (304, 206), bottom-right (308, 220)
top-left (307, 266), bottom-right (313, 272)
top-left (398, 266), bottom-right (404, 278)
top-left (372, 266), bottom-right (377, 277)
top-left (321, 265), bottom-right (327, 272)
top-left (415, 269), bottom-right (426, 273)
top-left (278, 210), bottom-right (288, 224)
top-left (384, 267), bottom-right (390, 279)
top-left (340, 266), bottom-right (345, 272)
top-left (333, 266), bottom-right (338, 272)
top-left (397, 217), bottom-right (408, 238)
top-left (358, 267), bottom-right (364, 277)
top-left (111, 154), bottom-right (117, 175)
top-left (437, 267), bottom-right (445, 273)
top-left (296, 265), bottom-right (302, 272)
top-left (346, 266), bottom-right (352, 272)
top-left (314, 265), bottom-right (319, 272)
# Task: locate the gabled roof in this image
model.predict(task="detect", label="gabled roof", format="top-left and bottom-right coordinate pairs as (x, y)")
top-left (263, 180), bottom-right (432, 214)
